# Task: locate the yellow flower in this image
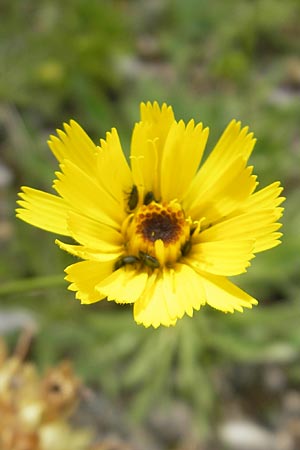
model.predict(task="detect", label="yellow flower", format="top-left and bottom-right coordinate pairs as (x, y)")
top-left (16, 102), bottom-right (284, 328)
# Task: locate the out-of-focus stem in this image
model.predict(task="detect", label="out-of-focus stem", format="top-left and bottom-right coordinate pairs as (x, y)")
top-left (0, 275), bottom-right (64, 296)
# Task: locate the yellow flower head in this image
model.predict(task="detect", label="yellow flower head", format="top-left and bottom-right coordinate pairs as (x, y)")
top-left (16, 102), bottom-right (284, 328)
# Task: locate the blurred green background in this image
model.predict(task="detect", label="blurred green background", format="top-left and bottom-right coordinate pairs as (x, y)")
top-left (1, 0), bottom-right (300, 448)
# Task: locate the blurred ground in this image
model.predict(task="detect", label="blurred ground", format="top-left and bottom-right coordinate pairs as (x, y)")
top-left (1, 0), bottom-right (300, 449)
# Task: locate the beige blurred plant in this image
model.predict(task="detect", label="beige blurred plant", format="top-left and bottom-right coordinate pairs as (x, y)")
top-left (0, 333), bottom-right (92, 450)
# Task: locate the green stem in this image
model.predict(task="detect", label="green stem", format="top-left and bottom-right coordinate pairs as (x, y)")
top-left (0, 275), bottom-right (65, 296)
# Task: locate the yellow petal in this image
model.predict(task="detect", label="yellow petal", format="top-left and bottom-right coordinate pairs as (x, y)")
top-left (131, 102), bottom-right (175, 197)
top-left (163, 264), bottom-right (206, 318)
top-left (65, 260), bottom-right (112, 304)
top-left (227, 183), bottom-right (285, 250)
top-left (189, 239), bottom-right (255, 276)
top-left (185, 157), bottom-right (257, 221)
top-left (66, 211), bottom-right (123, 251)
top-left (55, 240), bottom-right (122, 262)
top-left (199, 209), bottom-right (283, 253)
top-left (185, 121), bottom-right (256, 211)
top-left (201, 273), bottom-right (258, 313)
top-left (98, 128), bottom-right (133, 206)
top-left (133, 272), bottom-right (176, 328)
top-left (133, 265), bottom-right (206, 328)
top-left (48, 120), bottom-right (99, 176)
top-left (130, 121), bottom-right (158, 195)
top-left (160, 120), bottom-right (209, 202)
top-left (96, 268), bottom-right (148, 304)
top-left (241, 181), bottom-right (285, 212)
top-left (16, 187), bottom-right (70, 236)
top-left (140, 101), bottom-right (175, 146)
top-left (53, 160), bottom-right (124, 229)
top-left (202, 119), bottom-right (256, 173)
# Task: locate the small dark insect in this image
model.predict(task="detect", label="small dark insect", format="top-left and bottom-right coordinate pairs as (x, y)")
top-left (139, 251), bottom-right (160, 269)
top-left (127, 185), bottom-right (139, 211)
top-left (143, 191), bottom-right (156, 205)
top-left (181, 240), bottom-right (192, 257)
top-left (114, 255), bottom-right (140, 271)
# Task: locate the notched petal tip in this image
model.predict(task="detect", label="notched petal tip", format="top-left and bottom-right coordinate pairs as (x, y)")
top-left (227, 119), bottom-right (241, 132)
top-left (18, 186), bottom-right (30, 195)
top-left (56, 127), bottom-right (67, 140)
top-left (135, 316), bottom-right (178, 329)
top-left (69, 118), bottom-right (80, 128)
top-left (140, 100), bottom-right (175, 123)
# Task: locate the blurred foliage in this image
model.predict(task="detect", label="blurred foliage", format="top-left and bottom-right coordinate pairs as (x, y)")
top-left (1, 0), bottom-right (300, 441)
top-left (0, 0), bottom-right (130, 128)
